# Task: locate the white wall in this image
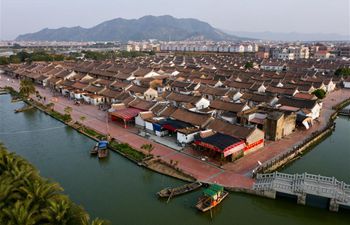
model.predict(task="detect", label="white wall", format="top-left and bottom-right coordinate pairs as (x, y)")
top-left (135, 115), bottom-right (145, 127)
top-left (344, 82), bottom-right (350, 89)
top-left (177, 131), bottom-right (199, 144)
top-left (145, 121), bottom-right (154, 131)
top-left (195, 98), bottom-right (210, 109)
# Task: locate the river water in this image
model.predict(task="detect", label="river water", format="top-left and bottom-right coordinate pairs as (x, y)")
top-left (1, 94), bottom-right (349, 225)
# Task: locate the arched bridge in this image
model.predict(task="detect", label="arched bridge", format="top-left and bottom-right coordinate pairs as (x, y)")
top-left (253, 172), bottom-right (350, 212)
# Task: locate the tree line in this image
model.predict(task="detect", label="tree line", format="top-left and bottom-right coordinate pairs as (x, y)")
top-left (0, 51), bottom-right (71, 65)
top-left (81, 50), bottom-right (155, 60)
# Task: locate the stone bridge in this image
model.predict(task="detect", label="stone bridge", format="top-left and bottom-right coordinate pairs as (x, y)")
top-left (253, 172), bottom-right (350, 212)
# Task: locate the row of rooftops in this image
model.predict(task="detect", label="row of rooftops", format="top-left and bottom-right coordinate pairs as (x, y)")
top-left (2, 57), bottom-right (341, 108)
top-left (2, 57), bottom-right (335, 147)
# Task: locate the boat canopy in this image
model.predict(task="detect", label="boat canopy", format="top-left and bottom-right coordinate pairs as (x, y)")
top-left (203, 184), bottom-right (224, 198)
top-left (98, 141), bottom-right (108, 148)
top-left (203, 188), bottom-right (218, 198)
top-left (209, 184), bottom-right (224, 192)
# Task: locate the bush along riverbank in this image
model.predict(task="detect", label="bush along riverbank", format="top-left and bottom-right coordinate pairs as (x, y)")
top-left (0, 143), bottom-right (108, 225)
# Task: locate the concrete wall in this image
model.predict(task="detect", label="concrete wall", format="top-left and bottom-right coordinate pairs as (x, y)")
top-left (177, 131), bottom-right (199, 144)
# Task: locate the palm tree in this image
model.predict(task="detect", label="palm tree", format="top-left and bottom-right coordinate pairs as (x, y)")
top-left (19, 180), bottom-right (63, 208)
top-left (90, 218), bottom-right (108, 225)
top-left (2, 200), bottom-right (39, 225)
top-left (141, 143), bottom-right (154, 155)
top-left (0, 143), bottom-right (107, 225)
top-left (19, 79), bottom-right (36, 98)
top-left (41, 198), bottom-right (71, 224)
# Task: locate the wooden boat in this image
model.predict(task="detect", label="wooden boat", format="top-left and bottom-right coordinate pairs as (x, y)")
top-left (98, 148), bottom-right (109, 159)
top-left (11, 98), bottom-right (22, 103)
top-left (90, 141), bottom-right (109, 158)
top-left (195, 184), bottom-right (228, 212)
top-left (157, 182), bottom-right (202, 198)
top-left (90, 143), bottom-right (99, 155)
top-left (14, 105), bottom-right (34, 113)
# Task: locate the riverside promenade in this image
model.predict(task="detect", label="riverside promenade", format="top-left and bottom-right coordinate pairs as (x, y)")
top-left (2, 76), bottom-right (350, 190)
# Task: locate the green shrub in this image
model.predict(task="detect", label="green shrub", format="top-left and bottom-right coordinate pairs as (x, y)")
top-left (109, 141), bottom-right (145, 162)
top-left (312, 89), bottom-right (326, 99)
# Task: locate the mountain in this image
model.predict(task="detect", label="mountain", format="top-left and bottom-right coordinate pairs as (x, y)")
top-left (225, 30), bottom-right (350, 41)
top-left (16, 15), bottom-right (243, 42)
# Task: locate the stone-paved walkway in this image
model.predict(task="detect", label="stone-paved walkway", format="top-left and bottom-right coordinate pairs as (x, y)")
top-left (2, 76), bottom-right (349, 190)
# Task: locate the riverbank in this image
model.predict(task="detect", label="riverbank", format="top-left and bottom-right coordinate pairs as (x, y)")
top-left (2, 77), bottom-right (350, 191)
top-left (2, 87), bottom-right (196, 183)
top-left (5, 94), bottom-right (349, 225)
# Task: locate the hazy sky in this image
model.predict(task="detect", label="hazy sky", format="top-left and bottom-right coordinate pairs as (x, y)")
top-left (1, 0), bottom-right (349, 40)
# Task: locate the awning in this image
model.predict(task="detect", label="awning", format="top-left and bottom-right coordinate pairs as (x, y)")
top-left (110, 108), bottom-right (141, 121)
top-left (160, 119), bottom-right (193, 132)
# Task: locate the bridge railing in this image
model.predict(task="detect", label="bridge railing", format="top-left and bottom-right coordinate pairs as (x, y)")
top-left (255, 172), bottom-right (350, 198)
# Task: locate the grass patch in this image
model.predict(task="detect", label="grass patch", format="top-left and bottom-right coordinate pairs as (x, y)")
top-left (109, 141), bottom-right (145, 162)
top-left (48, 110), bottom-right (72, 122)
top-left (81, 127), bottom-right (106, 140)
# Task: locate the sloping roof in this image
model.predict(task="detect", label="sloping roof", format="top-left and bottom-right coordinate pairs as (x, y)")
top-left (170, 108), bottom-right (212, 127)
top-left (210, 100), bottom-right (247, 113)
top-left (241, 92), bottom-right (276, 103)
top-left (110, 108), bottom-right (141, 121)
top-left (100, 88), bottom-right (122, 98)
top-left (207, 119), bottom-right (256, 140)
top-left (83, 85), bottom-right (104, 93)
top-left (159, 105), bottom-right (177, 117)
top-left (127, 85), bottom-right (149, 94)
top-left (195, 132), bottom-right (243, 152)
top-left (294, 92), bottom-right (317, 100)
top-left (72, 82), bottom-right (88, 90)
top-left (265, 86), bottom-right (297, 96)
top-left (198, 85), bottom-right (230, 96)
top-left (165, 92), bottom-right (202, 104)
top-left (128, 98), bottom-right (156, 111)
top-left (151, 103), bottom-right (168, 115)
top-left (277, 96), bottom-right (317, 109)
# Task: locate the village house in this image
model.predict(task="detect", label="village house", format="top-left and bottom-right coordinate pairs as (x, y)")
top-left (343, 77), bottom-right (350, 89)
top-left (165, 92), bottom-right (210, 110)
top-left (205, 119), bottom-right (265, 155)
top-left (264, 111), bottom-right (297, 141)
top-left (209, 99), bottom-right (250, 123)
top-left (276, 96), bottom-right (322, 120)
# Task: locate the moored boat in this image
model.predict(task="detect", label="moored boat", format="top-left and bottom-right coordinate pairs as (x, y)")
top-left (98, 148), bottom-right (109, 159)
top-left (90, 143), bottom-right (99, 155)
top-left (195, 184), bottom-right (228, 212)
top-left (90, 141), bottom-right (109, 158)
top-left (97, 141), bottom-right (109, 159)
top-left (14, 105), bottom-right (34, 113)
top-left (157, 182), bottom-right (202, 198)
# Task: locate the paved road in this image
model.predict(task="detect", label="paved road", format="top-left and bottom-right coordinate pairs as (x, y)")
top-left (2, 76), bottom-right (349, 189)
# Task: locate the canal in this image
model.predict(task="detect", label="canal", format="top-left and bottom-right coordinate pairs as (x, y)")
top-left (1, 94), bottom-right (350, 225)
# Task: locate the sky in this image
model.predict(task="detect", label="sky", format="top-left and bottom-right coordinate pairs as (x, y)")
top-left (0, 0), bottom-right (349, 40)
